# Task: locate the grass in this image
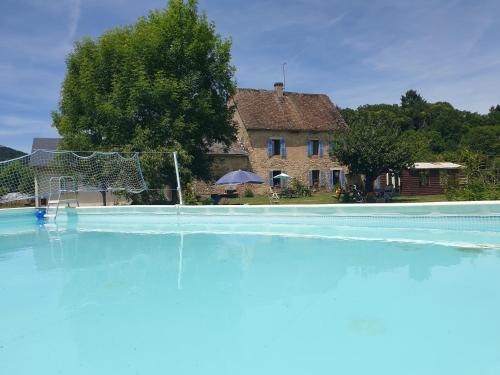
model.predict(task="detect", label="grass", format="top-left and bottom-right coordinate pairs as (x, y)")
top-left (222, 192), bottom-right (448, 205)
top-left (391, 194), bottom-right (447, 203)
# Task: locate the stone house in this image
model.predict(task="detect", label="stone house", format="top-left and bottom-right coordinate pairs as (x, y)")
top-left (204, 82), bottom-right (347, 194)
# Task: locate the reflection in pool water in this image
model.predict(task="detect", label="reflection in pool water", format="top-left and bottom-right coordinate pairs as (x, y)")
top-left (1, 216), bottom-right (500, 374)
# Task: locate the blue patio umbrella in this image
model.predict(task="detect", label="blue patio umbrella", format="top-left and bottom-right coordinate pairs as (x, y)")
top-left (216, 170), bottom-right (264, 185)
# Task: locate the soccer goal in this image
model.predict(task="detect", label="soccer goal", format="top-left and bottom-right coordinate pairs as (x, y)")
top-left (0, 150), bottom-right (149, 206)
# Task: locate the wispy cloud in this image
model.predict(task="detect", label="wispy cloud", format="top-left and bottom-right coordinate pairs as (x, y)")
top-left (65, 0), bottom-right (82, 52)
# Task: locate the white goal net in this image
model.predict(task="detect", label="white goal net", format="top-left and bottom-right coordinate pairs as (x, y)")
top-left (0, 150), bottom-right (147, 204)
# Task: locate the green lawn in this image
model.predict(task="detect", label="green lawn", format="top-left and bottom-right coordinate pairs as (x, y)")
top-left (222, 192), bottom-right (448, 205)
top-left (391, 194), bottom-right (447, 203)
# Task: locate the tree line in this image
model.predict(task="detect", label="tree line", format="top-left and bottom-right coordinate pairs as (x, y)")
top-left (340, 90), bottom-right (499, 160)
top-left (333, 91), bottom-right (499, 198)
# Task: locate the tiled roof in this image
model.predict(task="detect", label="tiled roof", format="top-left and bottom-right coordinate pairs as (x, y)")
top-left (31, 138), bottom-right (60, 152)
top-left (234, 89), bottom-right (346, 131)
top-left (30, 138), bottom-right (61, 167)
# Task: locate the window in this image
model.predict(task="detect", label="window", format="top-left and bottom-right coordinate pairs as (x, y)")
top-left (311, 170), bottom-right (320, 187)
top-left (307, 139), bottom-right (323, 157)
top-left (272, 139), bottom-right (281, 156)
top-left (311, 140), bottom-right (319, 155)
top-left (419, 170), bottom-right (430, 187)
top-left (272, 170), bottom-right (282, 187)
top-left (268, 138), bottom-right (286, 157)
top-left (328, 170), bottom-right (339, 191)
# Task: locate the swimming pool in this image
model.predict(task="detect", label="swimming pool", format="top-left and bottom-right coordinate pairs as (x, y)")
top-left (1, 203), bottom-right (499, 374)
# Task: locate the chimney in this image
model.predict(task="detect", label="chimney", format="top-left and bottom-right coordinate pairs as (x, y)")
top-left (274, 82), bottom-right (284, 97)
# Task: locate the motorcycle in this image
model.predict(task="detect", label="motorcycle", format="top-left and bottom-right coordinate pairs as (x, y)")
top-left (336, 184), bottom-right (365, 203)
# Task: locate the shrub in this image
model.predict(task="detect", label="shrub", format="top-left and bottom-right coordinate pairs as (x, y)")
top-left (244, 188), bottom-right (254, 198)
top-left (445, 149), bottom-right (499, 201)
top-left (292, 179), bottom-right (312, 197)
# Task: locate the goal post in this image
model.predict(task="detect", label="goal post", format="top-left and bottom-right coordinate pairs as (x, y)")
top-left (0, 150), bottom-right (147, 205)
top-left (173, 151), bottom-right (183, 205)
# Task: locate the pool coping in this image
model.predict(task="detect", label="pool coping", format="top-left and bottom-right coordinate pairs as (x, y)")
top-left (73, 200), bottom-right (500, 209)
top-left (1, 200), bottom-right (499, 218)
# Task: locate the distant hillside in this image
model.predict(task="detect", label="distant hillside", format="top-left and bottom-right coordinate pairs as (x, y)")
top-left (0, 145), bottom-right (26, 162)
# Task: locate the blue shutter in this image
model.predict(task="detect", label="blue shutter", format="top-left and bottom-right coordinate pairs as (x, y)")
top-left (340, 170), bottom-right (347, 190)
top-left (267, 138), bottom-right (273, 157)
top-left (320, 170), bottom-right (325, 187)
top-left (319, 141), bottom-right (324, 157)
top-left (280, 137), bottom-right (286, 158)
top-left (329, 170), bottom-right (334, 191)
top-left (308, 170), bottom-right (313, 187)
top-left (307, 140), bottom-right (312, 157)
top-left (328, 141), bottom-right (333, 155)
top-left (269, 171), bottom-right (273, 187)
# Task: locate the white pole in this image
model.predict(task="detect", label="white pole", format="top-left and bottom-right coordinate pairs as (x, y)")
top-left (34, 177), bottom-right (40, 208)
top-left (173, 151), bottom-right (183, 205)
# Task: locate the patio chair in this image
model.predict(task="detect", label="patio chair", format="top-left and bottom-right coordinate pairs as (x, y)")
top-left (268, 186), bottom-right (280, 204)
top-left (383, 185), bottom-right (395, 202)
top-left (211, 194), bottom-right (222, 205)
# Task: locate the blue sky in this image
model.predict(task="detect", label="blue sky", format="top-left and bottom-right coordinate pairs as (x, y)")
top-left (1, 0), bottom-right (500, 152)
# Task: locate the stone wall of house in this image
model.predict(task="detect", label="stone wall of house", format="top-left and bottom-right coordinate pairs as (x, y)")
top-left (192, 155), bottom-right (250, 198)
top-left (210, 155), bottom-right (250, 179)
top-left (242, 129), bottom-right (343, 193)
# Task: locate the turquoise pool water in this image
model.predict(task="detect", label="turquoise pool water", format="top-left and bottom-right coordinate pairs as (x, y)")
top-left (1, 204), bottom-right (499, 374)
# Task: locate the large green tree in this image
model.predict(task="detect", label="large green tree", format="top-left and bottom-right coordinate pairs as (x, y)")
top-left (461, 125), bottom-right (500, 158)
top-left (401, 90), bottom-right (429, 129)
top-left (52, 0), bottom-right (236, 203)
top-left (331, 110), bottom-right (414, 193)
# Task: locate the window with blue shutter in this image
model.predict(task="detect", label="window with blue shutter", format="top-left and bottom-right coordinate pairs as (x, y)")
top-left (308, 140), bottom-right (319, 156)
top-left (280, 137), bottom-right (286, 158)
top-left (320, 170), bottom-right (325, 187)
top-left (308, 170), bottom-right (313, 187)
top-left (267, 138), bottom-right (273, 157)
top-left (329, 170), bottom-right (334, 191)
top-left (319, 141), bottom-right (324, 157)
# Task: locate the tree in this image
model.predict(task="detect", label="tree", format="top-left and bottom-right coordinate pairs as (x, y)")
top-left (427, 102), bottom-right (466, 151)
top-left (401, 90), bottom-right (430, 130)
top-left (488, 105), bottom-right (500, 124)
top-left (52, 0), bottom-right (236, 203)
top-left (460, 125), bottom-right (500, 158)
top-left (0, 146), bottom-right (26, 162)
top-left (331, 111), bottom-right (414, 193)
top-left (401, 90), bottom-right (426, 109)
top-left (0, 161), bottom-right (34, 197)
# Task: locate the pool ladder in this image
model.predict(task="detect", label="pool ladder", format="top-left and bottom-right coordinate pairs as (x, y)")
top-left (45, 176), bottom-right (79, 221)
